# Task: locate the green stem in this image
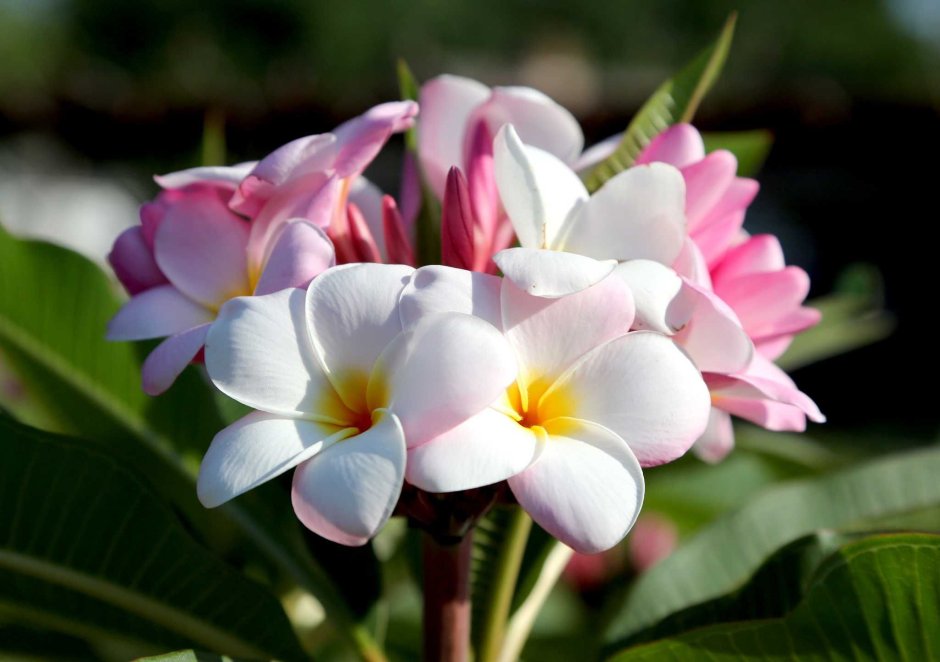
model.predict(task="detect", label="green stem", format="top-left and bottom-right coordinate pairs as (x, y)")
top-left (477, 507), bottom-right (533, 662)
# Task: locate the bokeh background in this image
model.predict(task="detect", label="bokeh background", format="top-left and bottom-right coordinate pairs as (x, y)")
top-left (1, 0), bottom-right (937, 438)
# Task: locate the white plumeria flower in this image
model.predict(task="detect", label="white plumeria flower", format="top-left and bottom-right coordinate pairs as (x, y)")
top-left (492, 124), bottom-right (688, 298)
top-left (400, 266), bottom-right (711, 553)
top-left (493, 124), bottom-right (755, 377)
top-left (197, 263), bottom-right (517, 546)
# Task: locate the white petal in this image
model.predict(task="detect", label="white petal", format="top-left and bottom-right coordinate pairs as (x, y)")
top-left (494, 247), bottom-right (616, 298)
top-left (305, 263), bottom-right (414, 412)
top-left (479, 86), bottom-right (584, 165)
top-left (197, 411), bottom-right (349, 508)
top-left (502, 273), bottom-right (634, 393)
top-left (291, 410), bottom-right (406, 546)
top-left (406, 408), bottom-right (539, 492)
top-left (205, 288), bottom-right (347, 419)
top-left (540, 332), bottom-right (710, 467)
top-left (370, 313), bottom-right (517, 448)
top-left (493, 125), bottom-right (588, 249)
top-left (155, 162), bottom-right (255, 190)
top-left (399, 265), bottom-right (502, 330)
top-left (508, 418), bottom-right (644, 554)
top-left (107, 285), bottom-right (212, 341)
top-left (559, 163), bottom-right (686, 265)
top-left (613, 260), bottom-right (695, 334)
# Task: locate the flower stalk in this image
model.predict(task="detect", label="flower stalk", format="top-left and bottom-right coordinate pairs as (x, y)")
top-left (422, 531), bottom-right (474, 662)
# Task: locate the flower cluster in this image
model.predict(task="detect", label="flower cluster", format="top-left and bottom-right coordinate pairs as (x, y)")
top-left (108, 74), bottom-right (822, 553)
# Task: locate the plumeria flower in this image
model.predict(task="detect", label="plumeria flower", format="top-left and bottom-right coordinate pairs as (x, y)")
top-left (107, 169), bottom-right (334, 395)
top-left (197, 263), bottom-right (516, 545)
top-left (399, 265), bottom-right (710, 553)
top-left (413, 75), bottom-right (584, 272)
top-left (629, 124), bottom-right (824, 460)
top-left (230, 101), bottom-right (418, 273)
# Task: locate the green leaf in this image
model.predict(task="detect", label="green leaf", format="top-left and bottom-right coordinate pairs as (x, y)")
top-left (0, 415), bottom-right (306, 661)
top-left (584, 13), bottom-right (737, 192)
top-left (0, 227), bottom-right (384, 660)
top-left (201, 108), bottom-right (227, 167)
top-left (609, 533), bottom-right (940, 660)
top-left (396, 59), bottom-right (420, 152)
top-left (701, 129), bottom-right (773, 177)
top-left (778, 264), bottom-right (894, 371)
top-left (604, 444), bottom-right (940, 646)
top-left (138, 651), bottom-right (237, 662)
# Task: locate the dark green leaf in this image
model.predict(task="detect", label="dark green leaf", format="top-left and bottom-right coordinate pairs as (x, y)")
top-left (609, 533), bottom-right (940, 660)
top-left (584, 13), bottom-right (736, 192)
top-left (701, 129), bottom-right (773, 177)
top-left (0, 415), bottom-right (305, 660)
top-left (604, 444), bottom-right (940, 646)
top-left (0, 227), bottom-right (382, 658)
top-left (137, 651), bottom-right (237, 662)
top-left (778, 264), bottom-right (894, 371)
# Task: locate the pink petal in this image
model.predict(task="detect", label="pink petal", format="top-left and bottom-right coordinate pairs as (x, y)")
top-left (682, 150), bottom-right (738, 230)
top-left (332, 101), bottom-right (418, 177)
top-left (635, 124), bottom-right (706, 169)
top-left (673, 281), bottom-right (754, 375)
top-left (691, 408), bottom-right (735, 464)
top-left (155, 163), bottom-right (255, 192)
top-left (154, 191), bottom-right (251, 308)
top-left (291, 410), bottom-right (406, 546)
top-left (230, 134), bottom-right (338, 216)
top-left (509, 418), bottom-right (643, 554)
top-left (108, 226), bottom-right (167, 295)
top-left (398, 151), bottom-right (421, 228)
top-left (107, 285), bottom-right (212, 341)
top-left (382, 196), bottom-right (415, 267)
top-left (348, 177), bottom-right (387, 260)
top-left (141, 323), bottom-right (211, 396)
top-left (466, 120), bottom-right (500, 245)
top-left (346, 203), bottom-right (382, 263)
top-left (441, 167), bottom-right (476, 270)
top-left (691, 178), bottom-right (759, 264)
top-left (715, 267), bottom-right (814, 342)
top-left (418, 75), bottom-right (492, 199)
top-left (405, 408), bottom-right (539, 492)
top-left (711, 234), bottom-right (786, 285)
top-left (253, 220), bottom-right (335, 296)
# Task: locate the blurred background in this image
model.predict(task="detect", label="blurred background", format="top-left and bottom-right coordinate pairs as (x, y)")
top-left (0, 0), bottom-right (936, 435)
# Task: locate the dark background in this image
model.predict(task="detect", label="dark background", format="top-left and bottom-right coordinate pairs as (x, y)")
top-left (1, 0), bottom-right (937, 437)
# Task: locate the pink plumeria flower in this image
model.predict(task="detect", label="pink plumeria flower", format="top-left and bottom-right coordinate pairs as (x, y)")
top-left (197, 263), bottom-right (516, 546)
top-left (399, 265), bottom-right (710, 553)
top-left (415, 75), bottom-right (584, 272)
top-left (230, 101), bottom-right (418, 274)
top-left (107, 168), bottom-right (334, 395)
top-left (632, 124), bottom-right (824, 461)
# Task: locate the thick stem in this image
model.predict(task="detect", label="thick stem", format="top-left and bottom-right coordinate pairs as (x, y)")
top-left (477, 507), bottom-right (533, 662)
top-left (422, 531), bottom-right (473, 662)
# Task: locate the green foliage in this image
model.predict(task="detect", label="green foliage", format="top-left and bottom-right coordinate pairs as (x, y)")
top-left (604, 444), bottom-right (940, 646)
top-left (0, 415), bottom-right (305, 660)
top-left (701, 130), bottom-right (773, 177)
top-left (609, 533), bottom-right (940, 660)
top-left (779, 264), bottom-right (894, 372)
top-left (584, 13), bottom-right (736, 192)
top-left (0, 226), bottom-right (382, 659)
